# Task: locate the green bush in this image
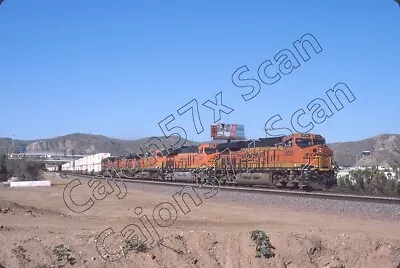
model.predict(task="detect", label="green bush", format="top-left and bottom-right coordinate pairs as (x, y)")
top-left (396, 181), bottom-right (400, 195)
top-left (371, 173), bottom-right (387, 193)
top-left (339, 169), bottom-right (400, 196)
top-left (338, 176), bottom-right (347, 188)
top-left (250, 230), bottom-right (275, 259)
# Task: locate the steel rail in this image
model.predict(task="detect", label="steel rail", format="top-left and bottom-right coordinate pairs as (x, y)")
top-left (59, 173), bottom-right (400, 205)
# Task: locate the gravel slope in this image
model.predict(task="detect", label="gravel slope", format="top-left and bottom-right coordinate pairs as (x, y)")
top-left (121, 180), bottom-right (400, 221)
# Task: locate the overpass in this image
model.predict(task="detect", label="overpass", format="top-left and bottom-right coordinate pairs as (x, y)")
top-left (21, 152), bottom-right (90, 158)
top-left (8, 152), bottom-right (93, 172)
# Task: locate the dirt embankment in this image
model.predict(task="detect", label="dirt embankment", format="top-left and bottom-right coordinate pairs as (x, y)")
top-left (0, 173), bottom-right (400, 268)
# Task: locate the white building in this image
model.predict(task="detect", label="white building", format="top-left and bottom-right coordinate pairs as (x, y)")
top-left (61, 153), bottom-right (110, 173)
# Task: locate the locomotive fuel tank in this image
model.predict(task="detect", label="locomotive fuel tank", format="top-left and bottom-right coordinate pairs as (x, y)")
top-left (170, 172), bottom-right (195, 182)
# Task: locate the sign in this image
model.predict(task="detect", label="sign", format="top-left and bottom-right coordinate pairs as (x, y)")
top-left (362, 151), bottom-right (371, 156)
top-left (211, 124), bottom-right (245, 140)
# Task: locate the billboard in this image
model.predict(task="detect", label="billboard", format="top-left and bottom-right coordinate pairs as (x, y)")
top-left (211, 124), bottom-right (245, 140)
top-left (362, 151), bottom-right (371, 156)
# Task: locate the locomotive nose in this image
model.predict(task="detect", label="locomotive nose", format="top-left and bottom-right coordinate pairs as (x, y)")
top-left (319, 146), bottom-right (332, 156)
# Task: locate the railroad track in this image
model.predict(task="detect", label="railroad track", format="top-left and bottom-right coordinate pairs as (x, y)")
top-left (59, 173), bottom-right (400, 205)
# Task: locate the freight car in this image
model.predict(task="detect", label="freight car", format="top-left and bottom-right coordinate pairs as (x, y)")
top-left (67, 133), bottom-right (337, 191)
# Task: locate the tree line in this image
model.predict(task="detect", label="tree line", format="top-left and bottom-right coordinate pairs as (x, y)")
top-left (0, 154), bottom-right (45, 182)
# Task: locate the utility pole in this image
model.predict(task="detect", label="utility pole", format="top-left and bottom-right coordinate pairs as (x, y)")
top-left (11, 134), bottom-right (15, 157)
top-left (72, 149), bottom-right (75, 172)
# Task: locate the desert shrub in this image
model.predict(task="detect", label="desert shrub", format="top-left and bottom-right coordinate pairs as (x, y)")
top-left (338, 176), bottom-right (347, 188)
top-left (371, 172), bottom-right (388, 193)
top-left (52, 244), bottom-right (76, 265)
top-left (338, 169), bottom-right (400, 196)
top-left (351, 171), bottom-right (365, 191)
top-left (250, 230), bottom-right (275, 259)
top-left (0, 157), bottom-right (45, 181)
top-left (0, 155), bottom-right (8, 182)
top-left (123, 239), bottom-right (149, 254)
top-left (344, 175), bottom-right (355, 191)
top-left (395, 181), bottom-right (400, 195)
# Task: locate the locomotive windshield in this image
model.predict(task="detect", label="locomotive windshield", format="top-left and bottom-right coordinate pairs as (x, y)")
top-left (313, 138), bottom-right (326, 145)
top-left (295, 138), bottom-right (312, 148)
top-left (204, 147), bottom-right (217, 154)
top-left (295, 137), bottom-right (326, 148)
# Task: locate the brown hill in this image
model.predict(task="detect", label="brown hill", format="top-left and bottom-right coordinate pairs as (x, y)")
top-left (328, 134), bottom-right (400, 167)
top-left (0, 133), bottom-right (200, 156)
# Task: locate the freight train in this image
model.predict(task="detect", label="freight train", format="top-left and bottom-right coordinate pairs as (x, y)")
top-left (63, 133), bottom-right (338, 191)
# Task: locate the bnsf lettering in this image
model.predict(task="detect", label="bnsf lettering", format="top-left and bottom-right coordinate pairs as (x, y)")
top-left (242, 152), bottom-right (265, 159)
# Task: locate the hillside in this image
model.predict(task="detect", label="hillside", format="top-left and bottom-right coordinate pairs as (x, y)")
top-left (0, 133), bottom-right (200, 156)
top-left (329, 134), bottom-right (400, 167)
top-left (1, 133), bottom-right (400, 167)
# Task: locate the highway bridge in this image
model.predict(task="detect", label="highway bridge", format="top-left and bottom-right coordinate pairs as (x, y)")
top-left (7, 152), bottom-right (92, 172)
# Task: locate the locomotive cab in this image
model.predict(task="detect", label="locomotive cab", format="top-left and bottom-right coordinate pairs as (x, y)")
top-left (279, 133), bottom-right (336, 190)
top-left (282, 133), bottom-right (333, 171)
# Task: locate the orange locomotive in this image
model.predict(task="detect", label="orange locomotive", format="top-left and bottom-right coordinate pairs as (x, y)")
top-left (100, 133), bottom-right (337, 191)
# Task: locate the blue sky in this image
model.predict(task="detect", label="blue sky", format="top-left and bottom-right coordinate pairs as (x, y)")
top-left (0, 0), bottom-right (399, 143)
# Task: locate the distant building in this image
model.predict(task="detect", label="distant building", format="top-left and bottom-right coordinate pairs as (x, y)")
top-left (61, 153), bottom-right (111, 173)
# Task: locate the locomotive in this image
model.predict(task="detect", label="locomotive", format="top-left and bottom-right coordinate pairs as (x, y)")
top-left (89, 133), bottom-right (337, 191)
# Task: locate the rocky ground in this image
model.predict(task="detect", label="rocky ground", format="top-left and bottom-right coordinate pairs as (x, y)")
top-left (0, 172), bottom-right (400, 268)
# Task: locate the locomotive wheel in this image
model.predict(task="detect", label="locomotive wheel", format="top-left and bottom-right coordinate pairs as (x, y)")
top-left (276, 180), bottom-right (287, 189)
top-left (301, 185), bottom-right (313, 192)
top-left (286, 181), bottom-right (299, 189)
